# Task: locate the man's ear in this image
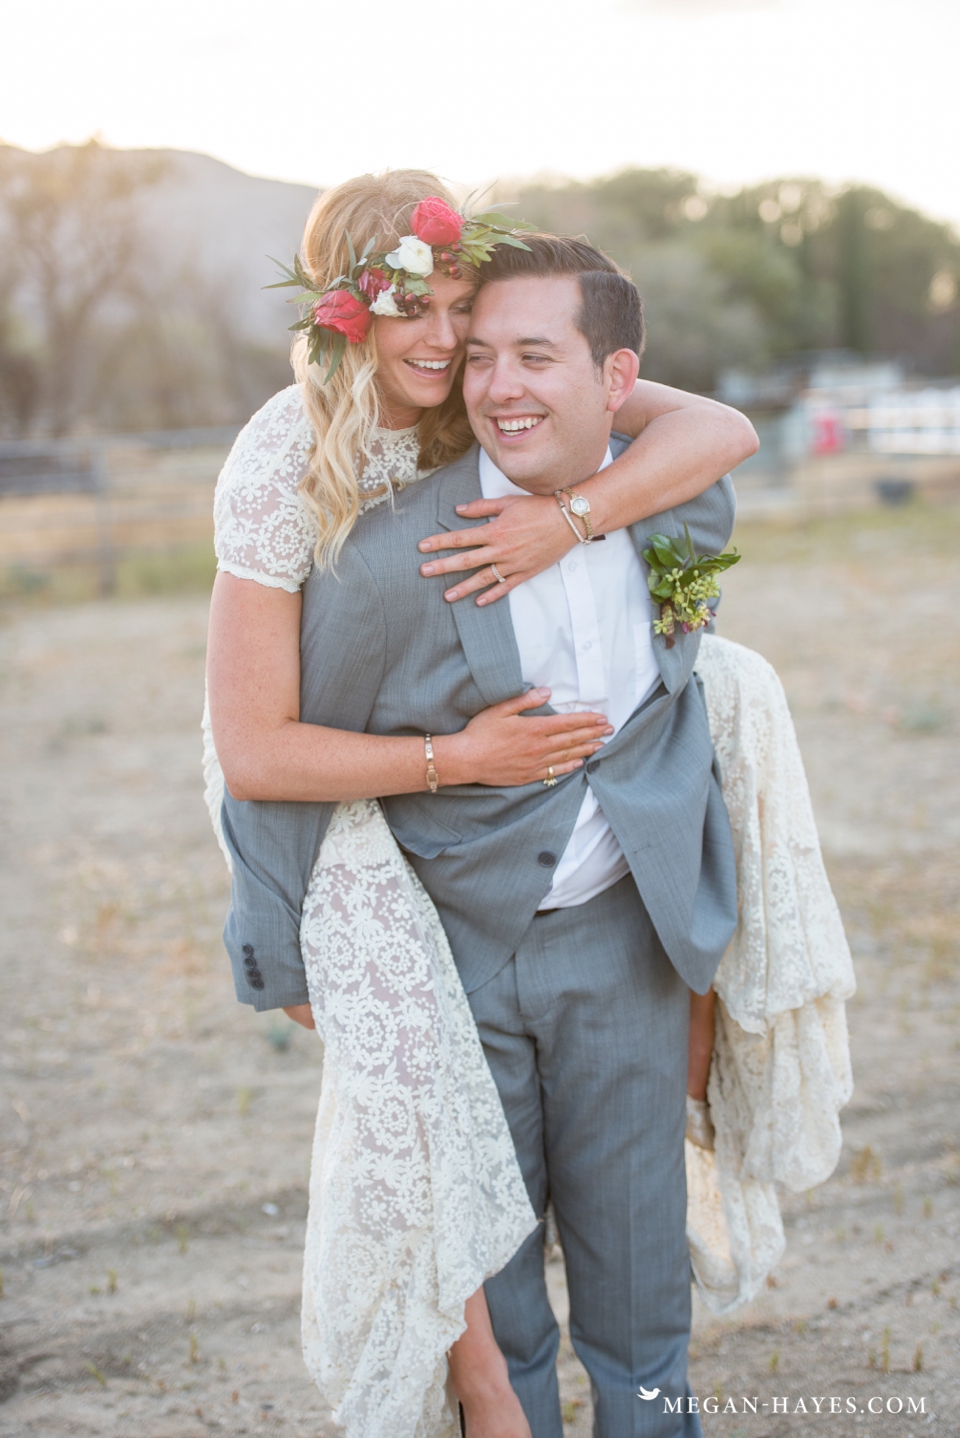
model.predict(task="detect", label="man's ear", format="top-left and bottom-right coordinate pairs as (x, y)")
top-left (604, 348), bottom-right (641, 414)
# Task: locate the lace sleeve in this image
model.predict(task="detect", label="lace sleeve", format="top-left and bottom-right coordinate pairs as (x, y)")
top-left (213, 384), bottom-right (319, 592)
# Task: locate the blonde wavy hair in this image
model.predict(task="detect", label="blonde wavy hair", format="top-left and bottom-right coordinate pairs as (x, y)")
top-left (292, 170), bottom-right (476, 569)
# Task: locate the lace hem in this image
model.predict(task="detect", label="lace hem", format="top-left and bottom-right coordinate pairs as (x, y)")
top-left (215, 560), bottom-right (304, 592)
top-left (300, 800), bottom-right (537, 1437)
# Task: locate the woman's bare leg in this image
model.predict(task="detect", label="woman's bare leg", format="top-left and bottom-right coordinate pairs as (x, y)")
top-left (448, 1287), bottom-right (531, 1438)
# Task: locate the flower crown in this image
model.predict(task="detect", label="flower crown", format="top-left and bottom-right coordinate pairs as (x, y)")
top-left (267, 195), bottom-right (533, 381)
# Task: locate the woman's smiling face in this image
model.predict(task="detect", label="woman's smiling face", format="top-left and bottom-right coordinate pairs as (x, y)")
top-left (372, 270), bottom-right (476, 428)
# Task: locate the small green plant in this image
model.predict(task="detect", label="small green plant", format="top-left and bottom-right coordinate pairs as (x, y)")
top-left (176, 1223), bottom-right (189, 1255)
top-left (188, 1332), bottom-right (199, 1364)
top-left (849, 1145), bottom-right (882, 1183)
top-left (881, 1326), bottom-right (891, 1374)
top-left (768, 1348), bottom-right (779, 1373)
top-left (923, 1195), bottom-right (934, 1217)
top-left (913, 1343), bottom-right (923, 1372)
top-left (894, 1182), bottom-right (904, 1215)
top-left (107, 1269), bottom-right (117, 1294)
top-left (86, 1363), bottom-right (108, 1387)
top-left (235, 1087), bottom-right (252, 1117)
top-left (187, 1296), bottom-right (196, 1320)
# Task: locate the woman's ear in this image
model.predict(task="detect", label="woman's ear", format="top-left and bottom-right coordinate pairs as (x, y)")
top-left (605, 348), bottom-right (642, 414)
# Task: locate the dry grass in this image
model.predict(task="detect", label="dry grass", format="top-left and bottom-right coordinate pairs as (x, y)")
top-left (1, 498), bottom-right (958, 1436)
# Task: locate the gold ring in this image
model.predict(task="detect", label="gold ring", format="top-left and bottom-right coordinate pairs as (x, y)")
top-left (490, 563), bottom-right (506, 584)
top-left (543, 766), bottom-right (558, 787)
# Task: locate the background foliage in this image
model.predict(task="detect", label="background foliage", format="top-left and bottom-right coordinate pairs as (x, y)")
top-left (511, 169), bottom-right (960, 392)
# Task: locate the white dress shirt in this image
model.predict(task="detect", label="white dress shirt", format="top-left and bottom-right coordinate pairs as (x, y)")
top-left (479, 446), bottom-right (661, 908)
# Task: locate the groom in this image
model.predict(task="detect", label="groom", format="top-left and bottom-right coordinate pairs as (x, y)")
top-left (222, 237), bottom-right (737, 1436)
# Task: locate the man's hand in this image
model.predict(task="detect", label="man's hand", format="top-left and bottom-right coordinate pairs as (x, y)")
top-left (283, 1004), bottom-right (316, 1030)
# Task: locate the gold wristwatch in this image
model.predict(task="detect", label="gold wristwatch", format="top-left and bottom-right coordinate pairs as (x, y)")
top-left (554, 488), bottom-right (595, 543)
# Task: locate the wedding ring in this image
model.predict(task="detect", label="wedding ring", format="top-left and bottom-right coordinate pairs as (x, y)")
top-left (543, 766), bottom-right (558, 787)
top-left (490, 563), bottom-right (506, 584)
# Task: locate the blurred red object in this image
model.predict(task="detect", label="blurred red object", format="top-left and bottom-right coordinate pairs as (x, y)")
top-left (812, 410), bottom-right (845, 454)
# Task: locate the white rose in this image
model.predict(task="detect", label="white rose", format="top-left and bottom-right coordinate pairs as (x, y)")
top-left (370, 285), bottom-right (402, 317)
top-left (384, 235), bottom-right (434, 278)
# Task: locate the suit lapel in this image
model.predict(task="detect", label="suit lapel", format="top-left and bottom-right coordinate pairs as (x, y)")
top-left (435, 446), bottom-right (525, 706)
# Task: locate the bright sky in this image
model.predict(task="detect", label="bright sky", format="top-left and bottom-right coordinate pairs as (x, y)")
top-left (2, 0), bottom-right (958, 225)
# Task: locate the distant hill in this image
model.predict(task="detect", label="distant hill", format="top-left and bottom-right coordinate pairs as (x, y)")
top-left (0, 143), bottom-right (322, 434)
top-left (131, 149), bottom-right (319, 344)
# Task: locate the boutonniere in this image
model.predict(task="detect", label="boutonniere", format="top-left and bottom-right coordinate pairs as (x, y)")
top-left (642, 524), bottom-right (740, 648)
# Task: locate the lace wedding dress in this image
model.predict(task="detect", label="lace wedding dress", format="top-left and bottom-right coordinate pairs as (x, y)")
top-left (204, 386), bottom-right (537, 1438)
top-left (686, 636), bottom-right (855, 1313)
top-left (203, 383), bottom-right (855, 1426)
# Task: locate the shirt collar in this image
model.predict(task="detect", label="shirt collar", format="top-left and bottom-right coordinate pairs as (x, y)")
top-left (478, 444), bottom-right (614, 500)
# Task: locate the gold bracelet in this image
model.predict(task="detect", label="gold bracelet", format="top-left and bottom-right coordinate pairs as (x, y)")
top-left (424, 734), bottom-right (439, 793)
top-left (554, 488), bottom-right (594, 543)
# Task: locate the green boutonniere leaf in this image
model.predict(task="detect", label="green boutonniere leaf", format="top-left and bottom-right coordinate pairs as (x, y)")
top-left (642, 528), bottom-right (740, 649)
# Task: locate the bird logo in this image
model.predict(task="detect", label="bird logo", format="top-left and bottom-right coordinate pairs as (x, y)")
top-left (637, 1386), bottom-right (660, 1401)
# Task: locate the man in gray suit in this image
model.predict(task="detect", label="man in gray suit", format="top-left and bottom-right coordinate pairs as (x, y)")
top-left (221, 237), bottom-right (737, 1436)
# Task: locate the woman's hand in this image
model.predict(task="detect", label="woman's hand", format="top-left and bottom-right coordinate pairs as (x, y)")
top-left (284, 1004), bottom-right (316, 1030)
top-left (418, 494), bottom-right (575, 607)
top-left (436, 687), bottom-right (613, 788)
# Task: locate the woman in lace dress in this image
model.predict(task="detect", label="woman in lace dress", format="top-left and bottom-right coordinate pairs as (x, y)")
top-left (205, 170), bottom-right (763, 1438)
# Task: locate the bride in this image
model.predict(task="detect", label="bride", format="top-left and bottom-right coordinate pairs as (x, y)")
top-left (204, 169), bottom-right (761, 1437)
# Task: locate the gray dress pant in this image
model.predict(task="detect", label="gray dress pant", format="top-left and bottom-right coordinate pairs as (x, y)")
top-left (468, 875), bottom-right (702, 1438)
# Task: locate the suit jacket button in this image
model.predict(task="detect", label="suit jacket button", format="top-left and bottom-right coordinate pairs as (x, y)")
top-left (243, 955), bottom-right (257, 969)
top-left (537, 851), bottom-right (556, 867)
top-left (251, 977), bottom-right (265, 991)
top-left (586, 760), bottom-right (600, 774)
top-left (243, 944), bottom-right (255, 957)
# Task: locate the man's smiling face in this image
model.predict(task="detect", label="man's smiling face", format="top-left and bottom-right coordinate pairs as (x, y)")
top-left (462, 275), bottom-right (621, 494)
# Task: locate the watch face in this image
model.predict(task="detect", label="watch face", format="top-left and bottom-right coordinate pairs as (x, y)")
top-left (570, 496), bottom-right (590, 516)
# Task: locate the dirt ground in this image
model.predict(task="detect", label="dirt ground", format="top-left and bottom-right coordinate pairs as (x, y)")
top-left (1, 499), bottom-right (958, 1438)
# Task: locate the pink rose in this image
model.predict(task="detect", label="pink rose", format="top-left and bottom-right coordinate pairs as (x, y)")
top-left (410, 197), bottom-right (463, 247)
top-left (358, 267), bottom-right (390, 301)
top-left (313, 289), bottom-right (371, 345)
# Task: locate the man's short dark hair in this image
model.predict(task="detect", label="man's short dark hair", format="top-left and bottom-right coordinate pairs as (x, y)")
top-left (479, 235), bottom-right (645, 369)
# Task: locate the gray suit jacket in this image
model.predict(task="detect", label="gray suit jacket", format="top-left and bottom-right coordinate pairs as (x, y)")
top-left (221, 436), bottom-right (738, 1009)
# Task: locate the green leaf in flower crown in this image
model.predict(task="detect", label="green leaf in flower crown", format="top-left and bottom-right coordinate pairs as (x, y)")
top-left (323, 333), bottom-right (347, 384)
top-left (264, 257), bottom-right (302, 289)
top-left (471, 210), bottom-right (536, 232)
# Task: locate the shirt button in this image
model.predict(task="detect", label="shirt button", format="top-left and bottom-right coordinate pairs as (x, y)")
top-left (567, 560), bottom-right (578, 573)
top-left (582, 640), bottom-right (592, 652)
top-left (537, 851), bottom-right (557, 867)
